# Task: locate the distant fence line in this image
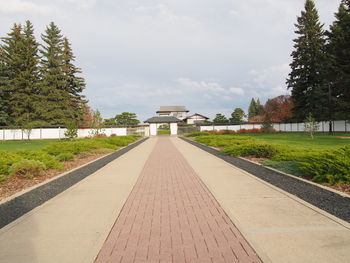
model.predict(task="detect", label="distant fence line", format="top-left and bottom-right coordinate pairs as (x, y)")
top-left (0, 127), bottom-right (139, 141)
top-left (199, 120), bottom-right (350, 133)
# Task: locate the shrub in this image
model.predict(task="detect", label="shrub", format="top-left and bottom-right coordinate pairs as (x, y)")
top-left (15, 150), bottom-right (62, 169)
top-left (110, 134), bottom-right (117, 137)
top-left (9, 159), bottom-right (46, 178)
top-left (221, 143), bottom-right (283, 158)
top-left (56, 152), bottom-right (75, 161)
top-left (0, 151), bottom-right (22, 175)
top-left (64, 121), bottom-right (78, 140)
top-left (185, 132), bottom-right (211, 137)
top-left (0, 175), bottom-right (6, 183)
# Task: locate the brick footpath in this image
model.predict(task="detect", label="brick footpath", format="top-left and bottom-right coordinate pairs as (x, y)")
top-left (95, 137), bottom-right (262, 263)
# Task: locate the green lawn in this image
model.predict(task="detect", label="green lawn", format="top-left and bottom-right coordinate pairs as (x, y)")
top-left (235, 132), bottom-right (350, 149)
top-left (0, 139), bottom-right (61, 151)
top-left (190, 132), bottom-right (350, 185)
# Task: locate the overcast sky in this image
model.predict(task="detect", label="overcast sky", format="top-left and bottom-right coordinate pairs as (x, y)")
top-left (0, 0), bottom-right (340, 122)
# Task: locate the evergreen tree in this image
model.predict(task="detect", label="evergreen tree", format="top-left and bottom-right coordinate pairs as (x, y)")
top-left (1, 22), bottom-right (41, 126)
top-left (62, 37), bottom-right (87, 122)
top-left (213, 113), bottom-right (228, 123)
top-left (256, 98), bottom-right (264, 115)
top-left (327, 0), bottom-right (350, 120)
top-left (39, 22), bottom-right (69, 125)
top-left (287, 0), bottom-right (329, 121)
top-left (115, 112), bottom-right (140, 125)
top-left (248, 98), bottom-right (257, 120)
top-left (0, 46), bottom-right (9, 125)
top-left (230, 108), bottom-right (245, 123)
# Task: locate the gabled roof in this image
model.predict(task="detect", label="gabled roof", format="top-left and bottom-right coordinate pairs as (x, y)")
top-left (156, 106), bottom-right (189, 113)
top-left (185, 113), bottom-right (209, 120)
top-left (145, 116), bottom-right (182, 123)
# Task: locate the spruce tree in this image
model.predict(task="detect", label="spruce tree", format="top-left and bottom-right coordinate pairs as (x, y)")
top-left (1, 22), bottom-right (41, 126)
top-left (327, 0), bottom-right (350, 119)
top-left (0, 46), bottom-right (9, 125)
top-left (248, 98), bottom-right (257, 120)
top-left (287, 0), bottom-right (328, 121)
top-left (62, 37), bottom-right (87, 122)
top-left (39, 22), bottom-right (70, 125)
top-left (256, 98), bottom-right (264, 115)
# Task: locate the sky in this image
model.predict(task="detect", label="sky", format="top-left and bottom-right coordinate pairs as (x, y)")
top-left (0, 0), bottom-right (340, 122)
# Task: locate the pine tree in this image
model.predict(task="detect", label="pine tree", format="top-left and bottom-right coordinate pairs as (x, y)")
top-left (0, 46), bottom-right (9, 125)
top-left (230, 108), bottom-right (245, 123)
top-left (256, 98), bottom-right (264, 115)
top-left (327, 0), bottom-right (350, 120)
top-left (287, 0), bottom-right (329, 121)
top-left (62, 37), bottom-right (87, 122)
top-left (1, 22), bottom-right (41, 126)
top-left (248, 98), bottom-right (257, 120)
top-left (39, 22), bottom-right (70, 125)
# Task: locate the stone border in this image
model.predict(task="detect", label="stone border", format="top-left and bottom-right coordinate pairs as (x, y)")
top-left (0, 138), bottom-right (148, 229)
top-left (180, 137), bottom-right (350, 223)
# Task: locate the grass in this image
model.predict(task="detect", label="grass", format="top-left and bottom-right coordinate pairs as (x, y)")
top-left (157, 130), bottom-right (170, 135)
top-left (0, 139), bottom-right (60, 151)
top-left (233, 132), bottom-right (350, 150)
top-left (192, 132), bottom-right (350, 185)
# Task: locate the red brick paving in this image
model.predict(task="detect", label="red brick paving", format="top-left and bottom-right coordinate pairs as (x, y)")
top-left (95, 137), bottom-right (262, 263)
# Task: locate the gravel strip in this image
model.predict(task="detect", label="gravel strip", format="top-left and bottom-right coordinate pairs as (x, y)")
top-left (181, 137), bottom-right (350, 223)
top-left (0, 138), bottom-right (148, 229)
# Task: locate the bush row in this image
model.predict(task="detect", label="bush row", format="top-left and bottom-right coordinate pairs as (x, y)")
top-left (194, 135), bottom-right (350, 185)
top-left (0, 135), bottom-right (139, 180)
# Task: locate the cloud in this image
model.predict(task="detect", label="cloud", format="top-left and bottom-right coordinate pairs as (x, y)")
top-left (229, 87), bottom-right (244, 96)
top-left (0, 0), bottom-right (56, 15)
top-left (59, 0), bottom-right (96, 8)
top-left (176, 78), bottom-right (226, 93)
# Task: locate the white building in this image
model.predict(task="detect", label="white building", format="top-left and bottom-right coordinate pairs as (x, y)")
top-left (156, 106), bottom-right (189, 120)
top-left (185, 113), bottom-right (209, 125)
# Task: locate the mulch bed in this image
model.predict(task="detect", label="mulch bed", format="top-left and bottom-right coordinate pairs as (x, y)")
top-left (0, 153), bottom-right (107, 201)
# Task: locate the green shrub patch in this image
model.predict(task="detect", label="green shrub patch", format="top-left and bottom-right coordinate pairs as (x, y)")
top-left (195, 134), bottom-right (350, 185)
top-left (0, 136), bottom-right (139, 180)
top-left (221, 143), bottom-right (283, 158)
top-left (9, 159), bottom-right (46, 179)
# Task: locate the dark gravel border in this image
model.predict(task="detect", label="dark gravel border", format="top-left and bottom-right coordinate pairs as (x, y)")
top-left (181, 137), bottom-right (350, 223)
top-left (0, 138), bottom-right (148, 229)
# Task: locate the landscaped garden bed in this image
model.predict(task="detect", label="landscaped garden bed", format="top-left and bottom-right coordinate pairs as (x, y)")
top-left (186, 131), bottom-right (350, 194)
top-left (0, 136), bottom-right (140, 200)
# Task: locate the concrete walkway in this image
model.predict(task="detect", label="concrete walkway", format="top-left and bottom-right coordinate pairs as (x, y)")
top-left (0, 136), bottom-right (349, 263)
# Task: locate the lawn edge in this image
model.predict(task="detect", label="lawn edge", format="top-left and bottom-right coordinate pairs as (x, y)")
top-left (0, 137), bottom-right (148, 229)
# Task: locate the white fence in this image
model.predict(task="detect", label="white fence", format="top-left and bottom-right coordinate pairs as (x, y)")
top-left (200, 120), bottom-right (350, 133)
top-left (0, 127), bottom-right (128, 141)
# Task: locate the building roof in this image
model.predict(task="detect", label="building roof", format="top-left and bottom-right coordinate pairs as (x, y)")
top-left (156, 106), bottom-right (189, 113)
top-left (145, 116), bottom-right (182, 123)
top-left (186, 113), bottom-right (209, 120)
